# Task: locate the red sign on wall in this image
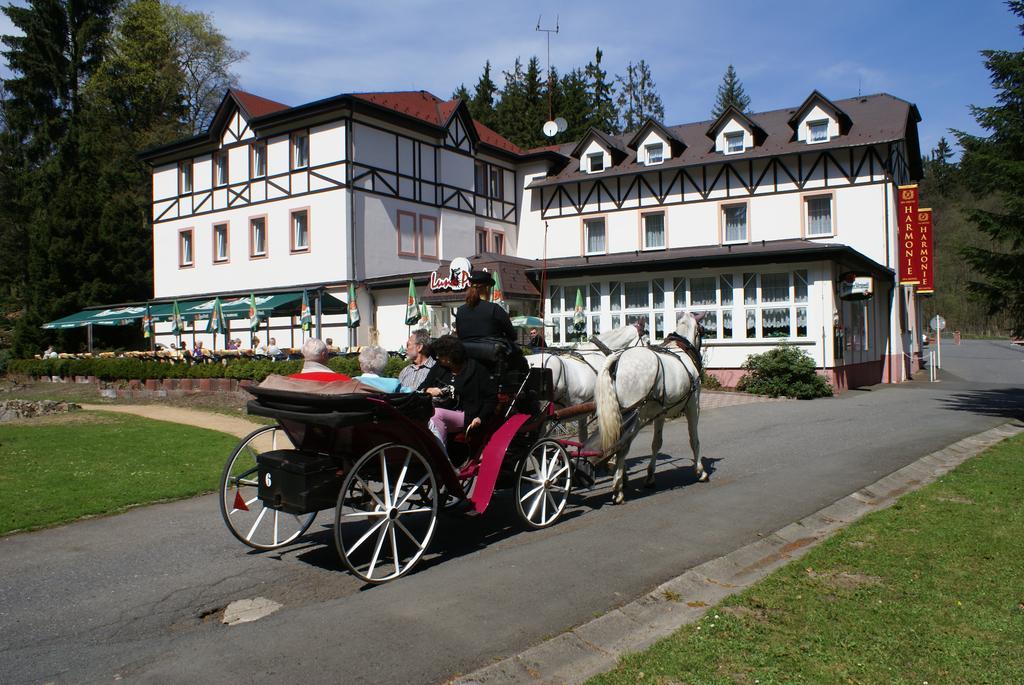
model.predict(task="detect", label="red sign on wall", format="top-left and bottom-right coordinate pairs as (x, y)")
top-left (897, 184), bottom-right (920, 284)
top-left (916, 208), bottom-right (934, 293)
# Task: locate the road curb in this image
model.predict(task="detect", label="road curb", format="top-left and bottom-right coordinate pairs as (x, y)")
top-left (454, 419), bottom-right (1024, 685)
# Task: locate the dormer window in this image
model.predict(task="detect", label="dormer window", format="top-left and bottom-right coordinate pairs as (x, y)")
top-left (809, 120), bottom-right (829, 143)
top-left (725, 131), bottom-right (744, 154)
top-left (645, 143), bottom-right (663, 165)
top-left (588, 152), bottom-right (604, 173)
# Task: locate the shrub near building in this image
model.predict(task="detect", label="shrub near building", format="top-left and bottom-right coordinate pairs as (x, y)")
top-left (737, 345), bottom-right (833, 399)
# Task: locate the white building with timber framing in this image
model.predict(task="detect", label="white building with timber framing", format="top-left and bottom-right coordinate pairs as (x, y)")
top-left (140, 87), bottom-right (927, 391)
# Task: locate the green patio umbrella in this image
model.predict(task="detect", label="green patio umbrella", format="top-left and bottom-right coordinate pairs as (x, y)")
top-left (347, 282), bottom-right (361, 328)
top-left (206, 296), bottom-right (226, 335)
top-left (142, 304), bottom-right (154, 339)
top-left (572, 288), bottom-right (586, 328)
top-left (491, 270), bottom-right (507, 311)
top-left (510, 316), bottom-right (553, 328)
top-left (170, 300), bottom-right (183, 336)
top-left (248, 293), bottom-right (260, 332)
top-left (405, 278), bottom-right (419, 325)
top-left (300, 290), bottom-right (312, 331)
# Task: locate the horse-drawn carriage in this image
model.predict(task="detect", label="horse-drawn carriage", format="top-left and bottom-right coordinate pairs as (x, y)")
top-left (219, 313), bottom-right (706, 583)
top-left (219, 341), bottom-right (601, 583)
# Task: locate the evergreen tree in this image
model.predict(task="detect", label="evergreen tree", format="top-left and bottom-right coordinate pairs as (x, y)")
top-left (452, 84), bottom-right (471, 103)
top-left (2, 0), bottom-right (118, 355)
top-left (469, 61), bottom-right (497, 128)
top-left (614, 59), bottom-right (664, 132)
top-left (955, 0), bottom-right (1024, 336)
top-left (555, 67), bottom-right (592, 142)
top-left (585, 47), bottom-right (618, 133)
top-left (712, 64), bottom-right (751, 118)
top-left (494, 57), bottom-right (548, 149)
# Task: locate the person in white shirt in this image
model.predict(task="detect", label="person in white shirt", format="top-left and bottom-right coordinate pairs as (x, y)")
top-left (266, 337), bottom-right (282, 358)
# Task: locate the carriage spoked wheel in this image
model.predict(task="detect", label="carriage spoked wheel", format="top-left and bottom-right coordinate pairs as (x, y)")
top-left (515, 439), bottom-right (573, 529)
top-left (334, 443), bottom-right (439, 584)
top-left (219, 425), bottom-right (317, 550)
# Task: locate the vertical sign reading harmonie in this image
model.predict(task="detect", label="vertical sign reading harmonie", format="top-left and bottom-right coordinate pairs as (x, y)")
top-left (897, 184), bottom-right (920, 284)
top-left (916, 208), bottom-right (934, 293)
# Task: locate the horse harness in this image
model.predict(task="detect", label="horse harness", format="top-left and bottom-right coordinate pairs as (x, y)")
top-left (610, 332), bottom-right (702, 414)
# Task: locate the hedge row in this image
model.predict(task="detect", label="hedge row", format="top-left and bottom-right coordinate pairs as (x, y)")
top-left (5, 355), bottom-right (408, 383)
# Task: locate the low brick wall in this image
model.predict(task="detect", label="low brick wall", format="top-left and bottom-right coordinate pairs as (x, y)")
top-left (25, 374), bottom-right (254, 400)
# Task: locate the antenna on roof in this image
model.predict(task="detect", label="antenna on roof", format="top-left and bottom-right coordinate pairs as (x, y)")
top-left (858, 76), bottom-right (862, 97)
top-left (536, 14), bottom-right (560, 136)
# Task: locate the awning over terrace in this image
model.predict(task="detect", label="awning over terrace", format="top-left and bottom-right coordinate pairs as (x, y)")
top-left (41, 291), bottom-right (347, 329)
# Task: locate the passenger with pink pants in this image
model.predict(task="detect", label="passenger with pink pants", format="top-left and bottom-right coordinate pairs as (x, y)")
top-left (423, 335), bottom-right (497, 451)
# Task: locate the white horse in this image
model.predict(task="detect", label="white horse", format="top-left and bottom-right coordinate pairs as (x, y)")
top-left (594, 312), bottom-right (707, 504)
top-left (525, 323), bottom-right (644, 407)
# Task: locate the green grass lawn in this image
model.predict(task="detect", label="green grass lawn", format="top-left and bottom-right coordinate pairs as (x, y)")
top-left (590, 432), bottom-right (1024, 685)
top-left (0, 411), bottom-right (240, 535)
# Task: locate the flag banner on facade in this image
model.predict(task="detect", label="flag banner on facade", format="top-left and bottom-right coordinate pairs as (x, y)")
top-left (347, 283), bottom-right (361, 328)
top-left (171, 300), bottom-right (183, 335)
top-left (405, 278), bottom-right (419, 325)
top-left (300, 290), bottom-right (312, 331)
top-left (142, 305), bottom-right (153, 339)
top-left (572, 288), bottom-right (586, 328)
top-left (916, 208), bottom-right (935, 293)
top-left (897, 184), bottom-right (920, 284)
top-left (419, 301), bottom-right (428, 322)
top-left (491, 270), bottom-right (507, 311)
top-left (248, 293), bottom-right (260, 332)
top-left (206, 297), bottom-right (226, 334)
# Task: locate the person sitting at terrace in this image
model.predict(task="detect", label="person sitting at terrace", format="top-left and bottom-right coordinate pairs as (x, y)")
top-left (43, 345), bottom-right (58, 359)
top-left (192, 341), bottom-right (206, 359)
top-left (287, 338), bottom-right (351, 382)
top-left (265, 337), bottom-right (283, 359)
top-left (226, 338), bottom-right (238, 351)
top-left (325, 337), bottom-right (339, 353)
top-left (354, 345), bottom-right (407, 393)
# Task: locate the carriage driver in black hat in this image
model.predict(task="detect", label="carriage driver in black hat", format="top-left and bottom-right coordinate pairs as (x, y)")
top-left (455, 269), bottom-right (517, 344)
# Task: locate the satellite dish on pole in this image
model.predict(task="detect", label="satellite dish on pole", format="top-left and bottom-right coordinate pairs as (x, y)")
top-left (555, 117), bottom-right (567, 133)
top-left (542, 120), bottom-right (558, 138)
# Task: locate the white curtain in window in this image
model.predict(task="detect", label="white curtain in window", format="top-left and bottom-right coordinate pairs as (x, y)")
top-left (745, 308), bottom-right (756, 338)
top-left (743, 272), bottom-right (757, 304)
top-left (761, 273), bottom-right (789, 303)
top-left (796, 307), bottom-right (808, 337)
top-left (586, 220), bottom-right (605, 253)
top-left (549, 286), bottom-right (563, 313)
top-left (720, 274), bottom-right (734, 305)
top-left (625, 281), bottom-right (649, 309)
top-left (794, 270), bottom-right (809, 302)
top-left (589, 284), bottom-right (602, 311)
top-left (722, 310), bottom-right (733, 339)
top-left (761, 307), bottom-right (791, 337)
top-left (724, 205), bottom-right (746, 242)
top-left (807, 197), bottom-right (831, 235)
top-left (652, 279), bottom-right (665, 309)
top-left (644, 213), bottom-right (665, 248)
top-left (609, 281), bottom-right (621, 311)
top-left (690, 277), bottom-right (716, 305)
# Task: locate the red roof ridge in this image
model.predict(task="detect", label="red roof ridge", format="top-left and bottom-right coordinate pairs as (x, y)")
top-left (229, 88), bottom-right (290, 118)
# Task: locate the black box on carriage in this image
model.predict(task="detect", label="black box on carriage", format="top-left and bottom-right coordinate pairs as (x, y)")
top-left (256, 450), bottom-right (341, 515)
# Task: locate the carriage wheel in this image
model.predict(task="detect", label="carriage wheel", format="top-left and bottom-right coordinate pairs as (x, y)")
top-left (515, 440), bottom-right (573, 529)
top-left (219, 425), bottom-right (317, 550)
top-left (334, 443), bottom-right (439, 584)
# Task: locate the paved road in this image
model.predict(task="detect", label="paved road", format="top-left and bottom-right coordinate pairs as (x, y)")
top-left (1, 340), bottom-right (1021, 684)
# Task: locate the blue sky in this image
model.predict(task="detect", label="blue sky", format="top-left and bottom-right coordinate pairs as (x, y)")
top-left (1, 1), bottom-right (1019, 154)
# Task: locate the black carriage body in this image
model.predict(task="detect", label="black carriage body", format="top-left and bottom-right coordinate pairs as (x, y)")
top-left (244, 387), bottom-right (457, 511)
top-left (256, 450), bottom-right (339, 515)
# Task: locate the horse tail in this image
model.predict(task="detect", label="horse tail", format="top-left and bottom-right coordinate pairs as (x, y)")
top-left (596, 352), bottom-right (622, 453)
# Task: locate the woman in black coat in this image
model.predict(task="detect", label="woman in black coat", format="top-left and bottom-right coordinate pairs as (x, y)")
top-left (424, 335), bottom-right (497, 447)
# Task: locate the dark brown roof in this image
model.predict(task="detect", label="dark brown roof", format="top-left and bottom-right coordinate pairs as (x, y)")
top-left (524, 239), bottom-right (893, 279)
top-left (230, 89), bottom-right (290, 119)
top-left (529, 93), bottom-right (921, 189)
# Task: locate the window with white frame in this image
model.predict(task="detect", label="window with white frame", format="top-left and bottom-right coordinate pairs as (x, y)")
top-left (725, 131), bottom-right (744, 153)
top-left (645, 143), bottom-right (663, 165)
top-left (808, 120), bottom-right (829, 143)
top-left (179, 161), bottom-right (193, 194)
top-left (590, 283), bottom-right (602, 336)
top-left (249, 217), bottom-right (266, 258)
top-left (548, 285), bottom-right (563, 344)
top-left (588, 152), bottom-right (604, 172)
top-left (489, 167), bottom-right (503, 200)
top-left (643, 212), bottom-right (665, 249)
top-left (476, 228), bottom-right (488, 254)
top-left (291, 210), bottom-right (310, 252)
top-left (723, 204), bottom-right (748, 243)
top-left (609, 280), bottom-right (621, 329)
top-left (213, 223), bottom-right (229, 262)
top-left (291, 131), bottom-right (309, 169)
top-left (179, 229), bottom-right (193, 267)
top-left (214, 151), bottom-right (228, 187)
top-left (585, 217), bottom-right (606, 254)
top-left (474, 161), bottom-right (486, 195)
top-left (806, 195), bottom-right (833, 236)
top-left (251, 142), bottom-right (267, 178)
top-left (740, 271), bottom-right (810, 340)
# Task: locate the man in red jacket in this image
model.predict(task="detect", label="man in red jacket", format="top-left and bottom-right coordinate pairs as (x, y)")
top-left (289, 338), bottom-right (351, 382)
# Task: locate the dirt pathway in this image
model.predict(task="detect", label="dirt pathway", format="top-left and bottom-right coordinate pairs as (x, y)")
top-left (79, 404), bottom-right (262, 438)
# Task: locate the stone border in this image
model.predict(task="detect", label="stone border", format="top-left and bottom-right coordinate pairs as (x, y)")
top-left (455, 420), bottom-right (1024, 685)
